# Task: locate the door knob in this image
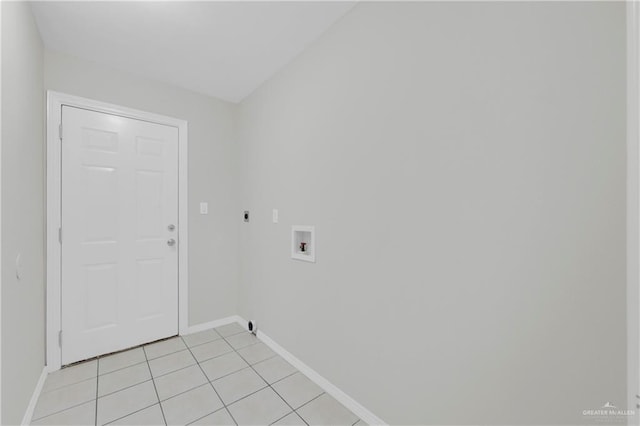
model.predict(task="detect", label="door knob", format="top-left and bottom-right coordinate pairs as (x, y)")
top-left (167, 238), bottom-right (176, 247)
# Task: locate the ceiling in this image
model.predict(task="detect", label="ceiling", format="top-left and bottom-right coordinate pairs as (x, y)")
top-left (30, 1), bottom-right (356, 103)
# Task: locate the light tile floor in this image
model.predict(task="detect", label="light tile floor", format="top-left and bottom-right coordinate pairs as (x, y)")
top-left (31, 323), bottom-right (366, 426)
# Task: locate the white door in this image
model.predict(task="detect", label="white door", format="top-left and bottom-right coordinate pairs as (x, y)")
top-left (61, 106), bottom-right (179, 365)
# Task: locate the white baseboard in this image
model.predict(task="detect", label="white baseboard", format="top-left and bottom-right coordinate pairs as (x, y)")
top-left (233, 317), bottom-right (386, 426)
top-left (22, 366), bottom-right (50, 425)
top-left (184, 315), bottom-right (243, 335)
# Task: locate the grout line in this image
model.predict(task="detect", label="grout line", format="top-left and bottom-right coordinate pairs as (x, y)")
top-left (40, 374), bottom-right (98, 396)
top-left (267, 370), bottom-right (298, 387)
top-left (295, 392), bottom-right (325, 411)
top-left (148, 358), bottom-right (199, 381)
top-left (98, 359), bottom-right (148, 377)
top-left (182, 333), bottom-right (225, 349)
top-left (227, 339), bottom-right (261, 352)
top-left (294, 391), bottom-right (359, 425)
top-left (203, 363), bottom-right (251, 383)
top-left (158, 382), bottom-right (211, 404)
top-left (252, 353), bottom-right (285, 368)
top-left (190, 348), bottom-right (235, 364)
top-left (102, 402), bottom-right (159, 426)
top-left (269, 410), bottom-right (296, 425)
top-left (95, 359), bottom-right (99, 426)
top-left (219, 333), bottom-right (309, 426)
top-left (185, 406), bottom-right (229, 425)
top-left (214, 326), bottom-right (247, 339)
top-left (145, 345), bottom-right (190, 362)
top-left (31, 398), bottom-right (97, 423)
top-left (238, 352), bottom-right (279, 366)
top-left (180, 335), bottom-right (239, 426)
top-left (149, 360), bottom-right (197, 380)
top-left (97, 378), bottom-right (155, 399)
top-left (194, 378), bottom-right (278, 410)
top-left (216, 380), bottom-right (269, 406)
top-left (294, 392), bottom-right (326, 426)
top-left (199, 342), bottom-right (266, 363)
top-left (143, 346), bottom-right (168, 426)
top-left (184, 337), bottom-right (224, 349)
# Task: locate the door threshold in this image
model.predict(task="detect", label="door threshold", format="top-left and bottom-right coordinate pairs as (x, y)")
top-left (60, 334), bottom-right (179, 368)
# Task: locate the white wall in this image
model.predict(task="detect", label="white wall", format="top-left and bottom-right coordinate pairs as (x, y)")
top-left (44, 50), bottom-right (239, 327)
top-left (236, 2), bottom-right (628, 424)
top-left (1, 2), bottom-right (45, 424)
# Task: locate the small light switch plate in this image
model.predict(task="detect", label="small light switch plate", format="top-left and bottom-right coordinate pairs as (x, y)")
top-left (200, 202), bottom-right (208, 215)
top-left (272, 209), bottom-right (279, 223)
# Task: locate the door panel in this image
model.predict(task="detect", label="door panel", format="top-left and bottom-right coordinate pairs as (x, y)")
top-left (61, 106), bottom-right (179, 365)
top-left (84, 264), bottom-right (118, 330)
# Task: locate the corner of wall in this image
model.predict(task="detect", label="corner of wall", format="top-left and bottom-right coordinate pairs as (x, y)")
top-left (1, 2), bottom-right (46, 424)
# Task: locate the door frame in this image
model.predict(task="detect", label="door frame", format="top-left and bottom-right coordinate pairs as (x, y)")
top-left (46, 91), bottom-right (189, 371)
top-left (629, 1), bottom-right (640, 418)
